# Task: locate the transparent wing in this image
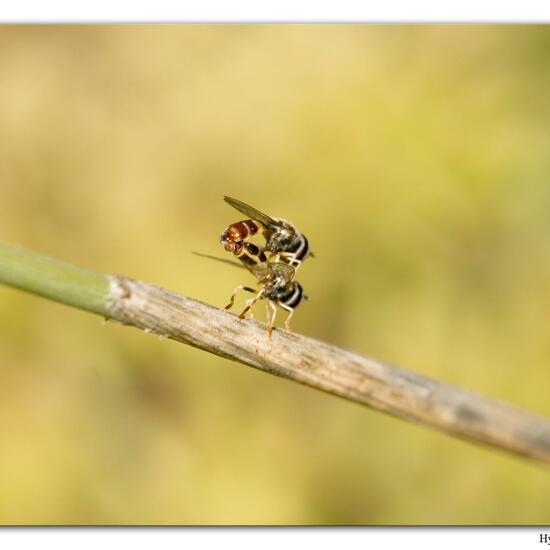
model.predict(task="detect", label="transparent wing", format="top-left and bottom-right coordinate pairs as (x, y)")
top-left (192, 251), bottom-right (245, 270)
top-left (192, 251), bottom-right (269, 280)
top-left (269, 262), bottom-right (296, 281)
top-left (223, 196), bottom-right (279, 227)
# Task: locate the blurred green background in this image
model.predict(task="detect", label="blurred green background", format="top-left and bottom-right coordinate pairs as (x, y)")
top-left (1, 24), bottom-right (550, 524)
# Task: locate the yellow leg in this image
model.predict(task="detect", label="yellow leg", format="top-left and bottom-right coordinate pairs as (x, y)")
top-left (267, 301), bottom-right (277, 337)
top-left (238, 288), bottom-right (265, 319)
top-left (279, 252), bottom-right (300, 268)
top-left (278, 303), bottom-right (295, 332)
top-left (224, 285), bottom-right (256, 310)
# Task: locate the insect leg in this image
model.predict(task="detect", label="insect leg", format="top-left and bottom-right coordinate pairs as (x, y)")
top-left (238, 288), bottom-right (265, 319)
top-left (224, 285), bottom-right (256, 310)
top-left (278, 252), bottom-right (301, 268)
top-left (267, 300), bottom-right (278, 337)
top-left (278, 302), bottom-right (295, 332)
top-left (265, 301), bottom-right (271, 325)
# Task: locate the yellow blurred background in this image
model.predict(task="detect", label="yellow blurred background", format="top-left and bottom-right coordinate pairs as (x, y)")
top-left (1, 24), bottom-right (550, 524)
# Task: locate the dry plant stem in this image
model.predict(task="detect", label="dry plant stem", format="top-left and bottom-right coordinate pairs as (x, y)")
top-left (1, 242), bottom-right (550, 464)
top-left (107, 276), bottom-right (550, 466)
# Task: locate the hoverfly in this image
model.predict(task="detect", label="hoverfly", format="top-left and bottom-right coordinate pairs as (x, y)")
top-left (193, 249), bottom-right (307, 336)
top-left (225, 259), bottom-right (306, 336)
top-left (220, 196), bottom-right (312, 269)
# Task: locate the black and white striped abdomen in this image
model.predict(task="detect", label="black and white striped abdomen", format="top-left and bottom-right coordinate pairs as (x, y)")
top-left (278, 282), bottom-right (305, 309)
top-left (288, 234), bottom-right (310, 263)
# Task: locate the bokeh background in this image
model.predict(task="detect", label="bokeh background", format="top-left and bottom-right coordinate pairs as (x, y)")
top-left (1, 24), bottom-right (550, 524)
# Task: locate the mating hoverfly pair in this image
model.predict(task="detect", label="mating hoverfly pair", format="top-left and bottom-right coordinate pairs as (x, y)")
top-left (198, 196), bottom-right (312, 336)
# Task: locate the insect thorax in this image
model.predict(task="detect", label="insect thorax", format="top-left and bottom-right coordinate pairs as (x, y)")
top-left (265, 219), bottom-right (301, 253)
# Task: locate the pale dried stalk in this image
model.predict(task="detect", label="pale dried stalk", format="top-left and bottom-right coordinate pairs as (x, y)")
top-left (107, 275), bottom-right (550, 465)
top-left (2, 243), bottom-right (550, 464)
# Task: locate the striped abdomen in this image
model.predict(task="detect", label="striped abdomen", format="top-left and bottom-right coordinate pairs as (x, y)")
top-left (220, 219), bottom-right (263, 254)
top-left (234, 242), bottom-right (268, 272)
top-left (275, 281), bottom-right (305, 309)
top-left (285, 233), bottom-right (310, 263)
